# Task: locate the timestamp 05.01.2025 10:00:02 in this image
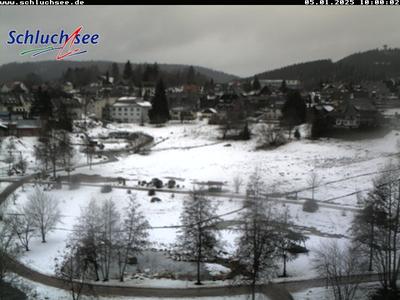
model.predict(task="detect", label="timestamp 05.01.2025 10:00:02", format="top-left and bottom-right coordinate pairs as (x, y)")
top-left (305, 0), bottom-right (400, 5)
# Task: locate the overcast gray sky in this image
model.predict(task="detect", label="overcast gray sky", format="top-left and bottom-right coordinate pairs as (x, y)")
top-left (0, 6), bottom-right (399, 77)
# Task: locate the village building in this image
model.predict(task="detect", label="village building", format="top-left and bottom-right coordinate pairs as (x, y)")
top-left (334, 98), bottom-right (380, 129)
top-left (0, 119), bottom-right (42, 137)
top-left (110, 97), bottom-right (151, 123)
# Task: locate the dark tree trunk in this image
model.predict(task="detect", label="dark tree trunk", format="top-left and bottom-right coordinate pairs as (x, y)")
top-left (195, 224), bottom-right (202, 285)
top-left (283, 253), bottom-right (287, 277)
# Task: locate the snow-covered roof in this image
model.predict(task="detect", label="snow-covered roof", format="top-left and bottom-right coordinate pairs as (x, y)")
top-left (323, 105), bottom-right (334, 112)
top-left (118, 96), bottom-right (138, 101)
top-left (136, 101), bottom-right (151, 108)
top-left (112, 99), bottom-right (151, 108)
top-left (202, 108), bottom-right (217, 114)
top-left (382, 108), bottom-right (400, 116)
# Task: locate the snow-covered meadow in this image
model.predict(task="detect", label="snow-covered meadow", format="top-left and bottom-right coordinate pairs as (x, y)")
top-left (3, 120), bottom-right (400, 294)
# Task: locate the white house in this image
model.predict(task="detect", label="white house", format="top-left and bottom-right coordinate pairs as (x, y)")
top-left (110, 97), bottom-right (151, 123)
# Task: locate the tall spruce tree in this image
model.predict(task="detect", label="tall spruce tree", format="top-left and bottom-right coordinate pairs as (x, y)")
top-left (123, 60), bottom-right (133, 80)
top-left (280, 80), bottom-right (288, 93)
top-left (148, 79), bottom-right (170, 124)
top-left (281, 90), bottom-right (306, 138)
top-left (31, 86), bottom-right (53, 122)
top-left (110, 63), bottom-right (120, 82)
top-left (252, 76), bottom-right (261, 90)
top-left (187, 66), bottom-right (196, 85)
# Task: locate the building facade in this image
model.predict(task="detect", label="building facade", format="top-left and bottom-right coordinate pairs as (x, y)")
top-left (110, 97), bottom-right (151, 123)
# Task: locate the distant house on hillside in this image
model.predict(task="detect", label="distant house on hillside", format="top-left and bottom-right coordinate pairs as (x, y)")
top-left (170, 107), bottom-right (197, 122)
top-left (259, 79), bottom-right (301, 90)
top-left (334, 98), bottom-right (380, 129)
top-left (257, 106), bottom-right (282, 125)
top-left (140, 82), bottom-right (156, 99)
top-left (200, 108), bottom-right (218, 119)
top-left (0, 119), bottom-right (42, 137)
top-left (110, 97), bottom-right (151, 123)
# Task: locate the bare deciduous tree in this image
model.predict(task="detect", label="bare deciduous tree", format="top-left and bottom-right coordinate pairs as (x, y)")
top-left (55, 244), bottom-right (91, 300)
top-left (361, 162), bottom-right (400, 294)
top-left (237, 171), bottom-right (279, 300)
top-left (0, 219), bottom-right (18, 282)
top-left (116, 196), bottom-right (149, 282)
top-left (98, 199), bottom-right (120, 282)
top-left (255, 124), bottom-right (286, 149)
top-left (9, 211), bottom-right (35, 251)
top-left (275, 208), bottom-right (308, 277)
top-left (233, 176), bottom-right (243, 194)
top-left (307, 171), bottom-right (321, 201)
top-left (313, 241), bottom-right (364, 300)
top-left (72, 199), bottom-right (103, 282)
top-left (25, 188), bottom-right (62, 243)
top-left (352, 192), bottom-right (379, 272)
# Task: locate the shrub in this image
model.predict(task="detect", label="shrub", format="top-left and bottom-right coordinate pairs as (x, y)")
top-left (53, 181), bottom-right (62, 190)
top-left (148, 189), bottom-right (156, 196)
top-left (371, 289), bottom-right (400, 300)
top-left (302, 198), bottom-right (319, 212)
top-left (151, 178), bottom-right (163, 189)
top-left (101, 185), bottom-right (112, 193)
top-left (256, 124), bottom-right (287, 149)
top-left (167, 179), bottom-right (176, 189)
top-left (239, 123), bottom-right (251, 140)
top-left (69, 177), bottom-right (80, 190)
top-left (294, 128), bottom-right (301, 140)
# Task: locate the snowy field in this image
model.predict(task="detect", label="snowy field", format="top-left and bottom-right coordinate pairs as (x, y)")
top-left (0, 135), bottom-right (105, 178)
top-left (8, 182), bottom-right (352, 279)
top-left (83, 121), bottom-right (399, 206)
top-left (4, 120), bottom-right (400, 296)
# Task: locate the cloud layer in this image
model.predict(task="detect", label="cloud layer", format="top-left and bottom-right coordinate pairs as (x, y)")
top-left (1, 6), bottom-right (399, 77)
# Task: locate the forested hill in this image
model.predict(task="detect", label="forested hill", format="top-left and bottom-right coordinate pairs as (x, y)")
top-left (252, 48), bottom-right (400, 88)
top-left (0, 60), bottom-right (239, 84)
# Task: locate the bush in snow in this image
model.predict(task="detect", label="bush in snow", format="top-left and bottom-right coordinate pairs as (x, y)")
top-left (255, 124), bottom-right (287, 149)
top-left (69, 177), bottom-right (80, 190)
top-left (167, 179), bottom-right (176, 189)
top-left (101, 185), bottom-right (112, 193)
top-left (148, 189), bottom-right (156, 196)
top-left (302, 198), bottom-right (319, 213)
top-left (151, 178), bottom-right (163, 189)
top-left (294, 128), bottom-right (301, 140)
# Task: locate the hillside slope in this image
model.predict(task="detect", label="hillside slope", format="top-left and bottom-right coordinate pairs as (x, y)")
top-left (252, 48), bottom-right (400, 88)
top-left (0, 60), bottom-right (239, 84)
